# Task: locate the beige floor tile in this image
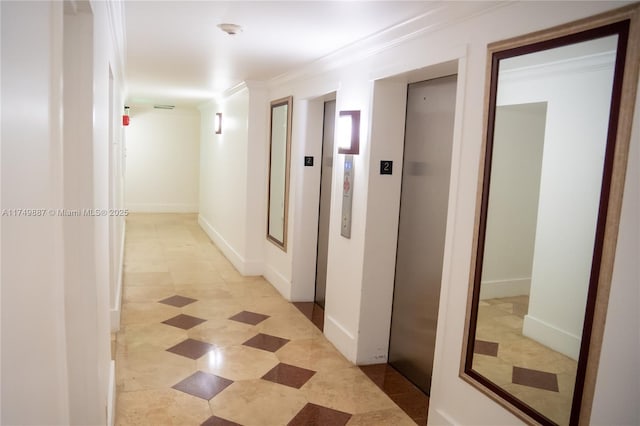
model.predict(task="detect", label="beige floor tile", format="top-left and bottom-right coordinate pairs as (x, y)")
top-left (118, 322), bottom-right (188, 354)
top-left (171, 285), bottom-right (233, 301)
top-left (275, 338), bottom-right (353, 373)
top-left (181, 300), bottom-right (244, 321)
top-left (116, 388), bottom-right (211, 426)
top-left (116, 350), bottom-right (196, 392)
top-left (117, 214), bottom-right (418, 425)
top-left (242, 296), bottom-right (300, 317)
top-left (471, 354), bottom-right (513, 387)
top-left (196, 345), bottom-right (279, 381)
top-left (121, 302), bottom-right (180, 326)
top-left (124, 286), bottom-right (176, 303)
top-left (300, 367), bottom-right (397, 414)
top-left (208, 379), bottom-right (308, 426)
top-left (124, 261), bottom-right (170, 273)
top-left (224, 280), bottom-right (281, 299)
top-left (187, 318), bottom-right (257, 348)
top-left (257, 313), bottom-right (324, 341)
top-left (347, 407), bottom-right (416, 425)
top-left (124, 272), bottom-right (173, 287)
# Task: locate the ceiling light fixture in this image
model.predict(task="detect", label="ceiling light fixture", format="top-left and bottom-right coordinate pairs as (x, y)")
top-left (217, 23), bottom-right (243, 35)
top-left (153, 104), bottom-right (175, 110)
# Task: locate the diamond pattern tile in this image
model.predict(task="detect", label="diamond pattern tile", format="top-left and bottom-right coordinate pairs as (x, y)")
top-left (172, 371), bottom-right (233, 400)
top-left (292, 302), bottom-right (324, 331)
top-left (167, 338), bottom-right (214, 360)
top-left (159, 294), bottom-right (198, 307)
top-left (262, 362), bottom-right (316, 389)
top-left (287, 402), bottom-right (352, 426)
top-left (229, 310), bottom-right (270, 325)
top-left (118, 214), bottom-right (425, 425)
top-left (242, 333), bottom-right (290, 352)
top-left (474, 339), bottom-right (499, 357)
top-left (162, 314), bottom-right (207, 330)
top-left (512, 366), bottom-right (559, 392)
top-left (201, 415), bottom-right (242, 426)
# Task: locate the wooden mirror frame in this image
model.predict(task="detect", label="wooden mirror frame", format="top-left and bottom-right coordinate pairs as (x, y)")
top-left (266, 96), bottom-right (293, 251)
top-left (460, 5), bottom-right (640, 425)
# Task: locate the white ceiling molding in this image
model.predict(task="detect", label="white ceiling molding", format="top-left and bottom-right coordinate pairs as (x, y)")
top-left (268, 1), bottom-right (508, 88)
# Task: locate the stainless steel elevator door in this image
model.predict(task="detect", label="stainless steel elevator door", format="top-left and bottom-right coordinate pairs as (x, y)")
top-left (315, 100), bottom-right (336, 309)
top-left (388, 75), bottom-right (457, 394)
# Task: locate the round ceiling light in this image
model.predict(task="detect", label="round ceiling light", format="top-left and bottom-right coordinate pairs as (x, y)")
top-left (217, 23), bottom-right (243, 35)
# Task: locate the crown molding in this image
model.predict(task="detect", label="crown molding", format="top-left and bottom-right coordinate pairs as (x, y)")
top-left (268, 1), bottom-right (509, 88)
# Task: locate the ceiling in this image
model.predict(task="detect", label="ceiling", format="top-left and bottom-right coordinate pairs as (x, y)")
top-left (124, 1), bottom-right (445, 107)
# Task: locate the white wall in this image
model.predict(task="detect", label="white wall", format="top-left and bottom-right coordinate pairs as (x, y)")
top-left (199, 83), bottom-right (267, 276)
top-left (1, 2), bottom-right (69, 423)
top-left (495, 48), bottom-right (617, 360)
top-left (193, 2), bottom-right (639, 424)
top-left (479, 103), bottom-right (546, 300)
top-left (125, 106), bottom-right (200, 212)
top-left (1, 0), bottom-right (126, 424)
top-left (255, 1), bottom-right (639, 425)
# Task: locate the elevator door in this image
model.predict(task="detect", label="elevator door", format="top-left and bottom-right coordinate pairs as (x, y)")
top-left (388, 75), bottom-right (457, 394)
top-left (315, 100), bottom-right (335, 308)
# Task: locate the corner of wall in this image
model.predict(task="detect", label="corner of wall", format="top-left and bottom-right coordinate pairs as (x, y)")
top-left (324, 314), bottom-right (358, 364)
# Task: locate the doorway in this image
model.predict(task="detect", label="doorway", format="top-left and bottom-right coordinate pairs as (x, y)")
top-left (388, 75), bottom-right (457, 394)
top-left (314, 99), bottom-right (336, 309)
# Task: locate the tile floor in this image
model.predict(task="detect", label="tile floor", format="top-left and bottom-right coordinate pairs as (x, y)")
top-left (292, 302), bottom-right (429, 425)
top-left (471, 296), bottom-right (578, 425)
top-left (116, 213), bottom-right (420, 425)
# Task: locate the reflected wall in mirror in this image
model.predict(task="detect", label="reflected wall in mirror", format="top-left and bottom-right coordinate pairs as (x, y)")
top-left (267, 96), bottom-right (293, 250)
top-left (462, 5), bottom-right (639, 426)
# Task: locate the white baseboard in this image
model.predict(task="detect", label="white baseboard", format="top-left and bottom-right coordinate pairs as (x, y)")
top-left (110, 222), bottom-right (125, 332)
top-left (262, 264), bottom-right (291, 300)
top-left (479, 277), bottom-right (530, 300)
top-left (126, 203), bottom-right (198, 213)
top-left (522, 314), bottom-right (580, 360)
top-left (198, 214), bottom-right (262, 276)
top-left (107, 360), bottom-right (115, 426)
top-left (324, 314), bottom-right (357, 364)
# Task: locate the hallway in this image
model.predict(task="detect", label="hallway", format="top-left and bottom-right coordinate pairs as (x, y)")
top-left (115, 214), bottom-right (418, 425)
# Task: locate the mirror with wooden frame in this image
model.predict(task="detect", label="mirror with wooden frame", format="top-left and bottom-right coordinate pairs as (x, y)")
top-left (461, 5), bottom-right (639, 425)
top-left (267, 96), bottom-right (293, 250)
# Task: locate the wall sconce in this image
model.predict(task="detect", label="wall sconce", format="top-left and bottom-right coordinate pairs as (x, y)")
top-left (337, 110), bottom-right (360, 155)
top-left (214, 112), bottom-right (222, 134)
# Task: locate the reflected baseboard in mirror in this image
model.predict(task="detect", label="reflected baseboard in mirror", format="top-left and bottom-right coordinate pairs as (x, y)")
top-left (460, 4), bottom-right (640, 426)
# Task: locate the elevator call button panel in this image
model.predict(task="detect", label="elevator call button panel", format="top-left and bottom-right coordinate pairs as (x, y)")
top-left (341, 155), bottom-right (354, 239)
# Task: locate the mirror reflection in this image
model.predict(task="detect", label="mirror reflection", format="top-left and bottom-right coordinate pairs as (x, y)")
top-left (267, 96), bottom-right (292, 250)
top-left (469, 33), bottom-right (621, 425)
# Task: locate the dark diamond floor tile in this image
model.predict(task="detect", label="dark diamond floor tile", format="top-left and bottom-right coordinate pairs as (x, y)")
top-left (172, 371), bottom-right (233, 400)
top-left (360, 363), bottom-right (429, 424)
top-left (162, 313), bottom-right (207, 330)
top-left (287, 403), bottom-right (351, 426)
top-left (159, 295), bottom-right (198, 307)
top-left (389, 391), bottom-right (429, 422)
top-left (201, 415), bottom-right (242, 426)
top-left (229, 310), bottom-right (270, 326)
top-left (292, 302), bottom-right (324, 331)
top-left (512, 366), bottom-right (559, 392)
top-left (167, 338), bottom-right (213, 359)
top-left (262, 362), bottom-right (316, 389)
top-left (474, 339), bottom-right (499, 357)
top-left (242, 333), bottom-right (289, 352)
